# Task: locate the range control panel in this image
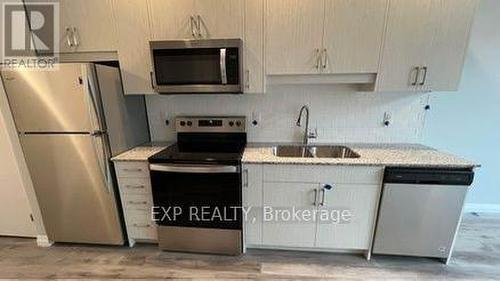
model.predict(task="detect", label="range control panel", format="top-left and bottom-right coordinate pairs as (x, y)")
top-left (176, 116), bottom-right (246, 133)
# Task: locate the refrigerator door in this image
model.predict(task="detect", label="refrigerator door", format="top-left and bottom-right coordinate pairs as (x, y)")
top-left (19, 134), bottom-right (124, 245)
top-left (92, 64), bottom-right (149, 157)
top-left (1, 64), bottom-right (96, 133)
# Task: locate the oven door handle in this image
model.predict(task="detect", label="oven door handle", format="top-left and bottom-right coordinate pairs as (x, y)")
top-left (149, 164), bottom-right (239, 174)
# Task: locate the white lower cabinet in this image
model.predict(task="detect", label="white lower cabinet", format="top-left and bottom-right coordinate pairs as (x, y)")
top-left (114, 161), bottom-right (157, 246)
top-left (243, 164), bottom-right (383, 253)
top-left (315, 184), bottom-right (380, 250)
top-left (262, 182), bottom-right (318, 248)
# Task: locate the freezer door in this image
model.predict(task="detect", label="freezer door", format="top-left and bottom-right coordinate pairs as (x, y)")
top-left (20, 134), bottom-right (123, 245)
top-left (1, 64), bottom-right (95, 133)
top-left (373, 183), bottom-right (468, 258)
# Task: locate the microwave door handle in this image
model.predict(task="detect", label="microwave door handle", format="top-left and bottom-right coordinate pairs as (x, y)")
top-left (220, 48), bottom-right (227, 85)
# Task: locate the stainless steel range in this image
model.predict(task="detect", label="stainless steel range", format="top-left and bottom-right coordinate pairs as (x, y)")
top-left (148, 116), bottom-right (246, 255)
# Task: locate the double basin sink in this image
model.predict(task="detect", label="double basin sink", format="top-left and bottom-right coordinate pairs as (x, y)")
top-left (272, 145), bottom-right (360, 159)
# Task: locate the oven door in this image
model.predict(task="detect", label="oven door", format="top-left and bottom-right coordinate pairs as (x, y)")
top-left (149, 163), bottom-right (242, 230)
top-left (150, 39), bottom-right (242, 94)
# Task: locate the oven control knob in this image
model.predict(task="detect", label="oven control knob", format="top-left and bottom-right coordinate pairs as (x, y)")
top-left (187, 121), bottom-right (193, 126)
top-left (229, 121), bottom-right (234, 127)
top-left (236, 121), bottom-right (242, 127)
top-left (180, 121), bottom-right (186, 126)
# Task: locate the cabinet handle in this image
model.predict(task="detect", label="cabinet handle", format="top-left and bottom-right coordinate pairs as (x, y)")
top-left (123, 168), bottom-right (143, 172)
top-left (313, 189), bottom-right (318, 206)
top-left (190, 16), bottom-right (197, 38)
top-left (411, 66), bottom-right (420, 86)
top-left (243, 169), bottom-right (249, 187)
top-left (321, 49), bottom-right (328, 70)
top-left (314, 49), bottom-right (321, 70)
top-left (125, 185), bottom-right (145, 189)
top-left (132, 223), bottom-right (151, 228)
top-left (197, 15), bottom-right (203, 38)
top-left (128, 201), bottom-right (147, 205)
top-left (419, 66), bottom-right (428, 86)
top-left (65, 27), bottom-right (73, 47)
top-left (319, 184), bottom-right (332, 206)
top-left (71, 27), bottom-right (79, 47)
top-left (319, 189), bottom-right (326, 206)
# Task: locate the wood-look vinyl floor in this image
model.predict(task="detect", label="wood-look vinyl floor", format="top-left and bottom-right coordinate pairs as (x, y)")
top-left (0, 213), bottom-right (499, 280)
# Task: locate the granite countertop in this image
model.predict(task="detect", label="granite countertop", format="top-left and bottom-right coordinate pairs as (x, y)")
top-left (243, 143), bottom-right (479, 169)
top-left (111, 142), bottom-right (170, 162)
top-left (112, 142), bottom-right (479, 169)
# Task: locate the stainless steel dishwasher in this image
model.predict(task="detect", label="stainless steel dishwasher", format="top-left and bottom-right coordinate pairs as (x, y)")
top-left (372, 167), bottom-right (474, 264)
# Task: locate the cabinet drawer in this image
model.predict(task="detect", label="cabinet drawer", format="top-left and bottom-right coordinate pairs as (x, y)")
top-left (263, 165), bottom-right (383, 184)
top-left (125, 210), bottom-right (157, 240)
top-left (115, 161), bottom-right (149, 178)
top-left (121, 193), bottom-right (153, 211)
top-left (117, 177), bottom-right (152, 195)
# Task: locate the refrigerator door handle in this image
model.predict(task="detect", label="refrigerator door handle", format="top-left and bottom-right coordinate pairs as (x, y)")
top-left (84, 64), bottom-right (113, 194)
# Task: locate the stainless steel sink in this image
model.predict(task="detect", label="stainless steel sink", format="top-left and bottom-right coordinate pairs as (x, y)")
top-left (272, 145), bottom-right (360, 159)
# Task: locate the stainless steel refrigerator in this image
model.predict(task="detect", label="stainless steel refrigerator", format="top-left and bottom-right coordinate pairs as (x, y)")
top-left (1, 63), bottom-right (149, 245)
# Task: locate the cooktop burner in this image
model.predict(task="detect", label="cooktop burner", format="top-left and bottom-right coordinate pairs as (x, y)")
top-left (148, 116), bottom-right (247, 165)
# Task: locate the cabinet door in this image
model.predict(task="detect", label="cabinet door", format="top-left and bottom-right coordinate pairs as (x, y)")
top-left (265, 0), bottom-right (325, 74)
top-left (196, 0), bottom-right (243, 39)
top-left (112, 0), bottom-right (155, 95)
top-left (59, 0), bottom-right (117, 52)
top-left (376, 0), bottom-right (435, 92)
top-left (242, 165), bottom-right (263, 246)
top-left (149, 0), bottom-right (196, 40)
top-left (244, 0), bottom-right (265, 93)
top-left (322, 0), bottom-right (387, 73)
top-left (262, 182), bottom-right (317, 248)
top-left (315, 184), bottom-right (380, 250)
top-left (423, 0), bottom-right (478, 92)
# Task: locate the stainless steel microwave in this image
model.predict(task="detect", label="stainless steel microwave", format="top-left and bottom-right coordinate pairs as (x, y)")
top-left (150, 39), bottom-right (243, 94)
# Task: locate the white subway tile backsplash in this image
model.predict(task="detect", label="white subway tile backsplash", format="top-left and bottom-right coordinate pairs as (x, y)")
top-left (146, 86), bottom-right (429, 144)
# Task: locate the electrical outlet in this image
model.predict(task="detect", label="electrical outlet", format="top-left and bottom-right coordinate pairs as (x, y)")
top-left (383, 112), bottom-right (392, 127)
top-left (251, 111), bottom-right (261, 127)
top-left (163, 111), bottom-right (170, 127)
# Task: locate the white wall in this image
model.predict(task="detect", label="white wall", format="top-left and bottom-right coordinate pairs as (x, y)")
top-left (0, 79), bottom-right (36, 237)
top-left (424, 0), bottom-right (500, 210)
top-left (146, 86), bottom-right (429, 143)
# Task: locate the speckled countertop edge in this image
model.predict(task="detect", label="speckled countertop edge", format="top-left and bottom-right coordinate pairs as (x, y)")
top-left (242, 143), bottom-right (480, 169)
top-left (111, 142), bottom-right (171, 162)
top-left (111, 142), bottom-right (479, 169)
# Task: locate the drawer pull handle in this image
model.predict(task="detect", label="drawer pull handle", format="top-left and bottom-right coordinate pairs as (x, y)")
top-left (128, 201), bottom-right (147, 205)
top-left (125, 185), bottom-right (145, 189)
top-left (132, 223), bottom-right (151, 228)
top-left (123, 168), bottom-right (143, 172)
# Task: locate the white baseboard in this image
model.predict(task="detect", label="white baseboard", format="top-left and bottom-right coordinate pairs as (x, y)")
top-left (464, 203), bottom-right (500, 214)
top-left (36, 235), bottom-right (53, 247)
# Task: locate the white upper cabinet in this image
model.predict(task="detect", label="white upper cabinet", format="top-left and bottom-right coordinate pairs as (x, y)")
top-left (150, 0), bottom-right (243, 40)
top-left (322, 0), bottom-right (387, 74)
top-left (265, 0), bottom-right (325, 75)
top-left (265, 0), bottom-right (387, 75)
top-left (377, 0), bottom-right (478, 92)
top-left (58, 0), bottom-right (117, 53)
top-left (196, 0), bottom-right (244, 39)
top-left (149, 0), bottom-right (196, 40)
top-left (112, 0), bottom-right (155, 95)
top-left (244, 0), bottom-right (265, 93)
top-left (424, 0), bottom-right (478, 92)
